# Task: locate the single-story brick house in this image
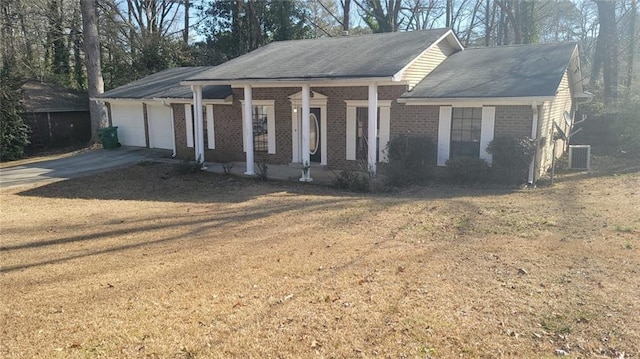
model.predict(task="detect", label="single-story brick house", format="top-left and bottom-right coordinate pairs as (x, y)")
top-left (96, 28), bottom-right (587, 184)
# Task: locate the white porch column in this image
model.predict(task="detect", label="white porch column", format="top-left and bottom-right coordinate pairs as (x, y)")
top-left (192, 85), bottom-right (204, 164)
top-left (528, 103), bottom-right (539, 185)
top-left (243, 85), bottom-right (255, 175)
top-left (368, 83), bottom-right (378, 175)
top-left (300, 84), bottom-right (312, 181)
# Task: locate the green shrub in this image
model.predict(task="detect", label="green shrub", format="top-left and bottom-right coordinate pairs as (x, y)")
top-left (445, 157), bottom-right (490, 184)
top-left (487, 136), bottom-right (536, 184)
top-left (332, 170), bottom-right (370, 193)
top-left (383, 135), bottom-right (435, 186)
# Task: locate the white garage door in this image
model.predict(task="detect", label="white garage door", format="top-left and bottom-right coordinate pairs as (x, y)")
top-left (110, 103), bottom-right (146, 147)
top-left (146, 103), bottom-right (174, 150)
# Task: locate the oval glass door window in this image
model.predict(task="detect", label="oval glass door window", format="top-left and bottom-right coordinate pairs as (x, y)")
top-left (309, 113), bottom-right (319, 155)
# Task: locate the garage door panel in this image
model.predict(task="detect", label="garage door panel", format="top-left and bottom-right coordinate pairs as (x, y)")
top-left (146, 104), bottom-right (173, 150)
top-left (110, 103), bottom-right (146, 147)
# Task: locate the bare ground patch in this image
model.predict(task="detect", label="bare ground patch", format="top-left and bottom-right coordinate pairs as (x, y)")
top-left (1, 157), bottom-right (639, 358)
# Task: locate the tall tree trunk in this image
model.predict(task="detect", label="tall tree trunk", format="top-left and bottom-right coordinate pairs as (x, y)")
top-left (342, 0), bottom-right (351, 32)
top-left (595, 0), bottom-right (619, 105)
top-left (183, 0), bottom-right (189, 44)
top-left (626, 0), bottom-right (637, 97)
top-left (446, 0), bottom-right (452, 27)
top-left (80, 0), bottom-right (107, 142)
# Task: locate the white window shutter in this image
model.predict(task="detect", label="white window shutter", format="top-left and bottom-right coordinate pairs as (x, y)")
top-left (379, 106), bottom-right (391, 162)
top-left (437, 106), bottom-right (452, 166)
top-left (206, 105), bottom-right (215, 149)
top-left (184, 104), bottom-right (194, 148)
top-left (267, 105), bottom-right (276, 154)
top-left (345, 106), bottom-right (357, 161)
top-left (480, 106), bottom-right (496, 165)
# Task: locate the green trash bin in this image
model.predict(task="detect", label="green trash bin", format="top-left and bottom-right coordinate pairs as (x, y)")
top-left (97, 126), bottom-right (121, 149)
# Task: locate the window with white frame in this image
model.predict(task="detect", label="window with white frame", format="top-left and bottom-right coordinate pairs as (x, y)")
top-left (450, 107), bottom-right (482, 158)
top-left (253, 105), bottom-right (268, 152)
top-left (242, 100), bottom-right (276, 154)
top-left (355, 107), bottom-right (380, 162)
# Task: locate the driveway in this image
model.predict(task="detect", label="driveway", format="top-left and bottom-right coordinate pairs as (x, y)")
top-left (0, 147), bottom-right (172, 189)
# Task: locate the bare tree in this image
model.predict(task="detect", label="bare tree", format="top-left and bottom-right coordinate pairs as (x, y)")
top-left (593, 0), bottom-right (619, 104)
top-left (80, 0), bottom-right (107, 141)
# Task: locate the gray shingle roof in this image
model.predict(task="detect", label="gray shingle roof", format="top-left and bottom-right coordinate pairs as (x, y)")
top-left (186, 28), bottom-right (454, 82)
top-left (98, 67), bottom-right (232, 100)
top-left (22, 80), bottom-right (89, 113)
top-left (402, 42), bottom-right (577, 99)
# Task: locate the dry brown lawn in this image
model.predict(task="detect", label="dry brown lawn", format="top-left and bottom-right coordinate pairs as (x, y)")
top-left (1, 156), bottom-right (639, 358)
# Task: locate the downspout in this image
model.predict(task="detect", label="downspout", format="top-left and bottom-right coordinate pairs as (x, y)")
top-left (528, 103), bottom-right (540, 186)
top-left (161, 100), bottom-right (177, 158)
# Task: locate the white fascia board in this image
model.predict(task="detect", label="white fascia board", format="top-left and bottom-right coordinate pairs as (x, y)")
top-left (392, 29), bottom-right (464, 82)
top-left (93, 98), bottom-right (148, 103)
top-left (182, 77), bottom-right (402, 88)
top-left (152, 97), bottom-right (233, 105)
top-left (397, 96), bottom-right (553, 106)
top-left (568, 45), bottom-right (584, 95)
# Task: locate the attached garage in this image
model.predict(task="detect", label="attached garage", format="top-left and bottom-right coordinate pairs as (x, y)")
top-left (110, 102), bottom-right (146, 147)
top-left (146, 103), bottom-right (174, 150)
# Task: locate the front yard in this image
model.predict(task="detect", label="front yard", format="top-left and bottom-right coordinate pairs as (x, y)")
top-left (1, 156), bottom-right (639, 358)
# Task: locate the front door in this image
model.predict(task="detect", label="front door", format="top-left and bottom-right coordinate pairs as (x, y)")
top-left (309, 108), bottom-right (321, 163)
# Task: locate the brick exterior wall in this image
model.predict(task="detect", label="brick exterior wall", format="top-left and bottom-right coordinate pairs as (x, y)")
top-left (494, 105), bottom-right (532, 138)
top-left (171, 87), bottom-right (536, 172)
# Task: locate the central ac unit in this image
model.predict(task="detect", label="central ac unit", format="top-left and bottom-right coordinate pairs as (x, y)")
top-left (569, 145), bottom-right (591, 170)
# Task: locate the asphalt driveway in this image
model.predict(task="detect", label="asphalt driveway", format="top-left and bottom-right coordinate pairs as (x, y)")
top-left (0, 147), bottom-right (172, 189)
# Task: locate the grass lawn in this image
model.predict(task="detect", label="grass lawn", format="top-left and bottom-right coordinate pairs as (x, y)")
top-left (1, 156), bottom-right (639, 358)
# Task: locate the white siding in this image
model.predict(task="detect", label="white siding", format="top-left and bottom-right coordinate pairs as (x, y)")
top-left (110, 103), bottom-right (146, 147)
top-left (146, 103), bottom-right (173, 150)
top-left (538, 70), bottom-right (573, 177)
top-left (402, 40), bottom-right (457, 90)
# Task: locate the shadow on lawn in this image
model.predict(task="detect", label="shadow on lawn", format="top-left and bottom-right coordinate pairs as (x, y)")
top-left (16, 162), bottom-right (520, 203)
top-left (0, 194), bottom-right (352, 273)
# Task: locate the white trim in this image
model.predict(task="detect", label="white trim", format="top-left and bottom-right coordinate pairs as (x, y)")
top-left (379, 106), bottom-right (391, 162)
top-left (393, 30), bottom-right (463, 81)
top-left (344, 100), bottom-right (392, 107)
top-left (184, 104), bottom-right (194, 148)
top-left (291, 107), bottom-right (299, 163)
top-left (206, 104), bottom-right (215, 149)
top-left (300, 84), bottom-right (312, 181)
top-left (345, 107), bottom-right (357, 161)
top-left (182, 78), bottom-right (401, 88)
top-left (239, 100), bottom-right (275, 107)
top-left (288, 91), bottom-right (328, 105)
top-left (528, 104), bottom-right (539, 184)
top-left (153, 97), bottom-right (233, 105)
top-left (437, 106), bottom-right (452, 166)
top-left (398, 97), bottom-right (551, 106)
top-left (267, 105), bottom-right (276, 154)
top-left (242, 85), bottom-right (255, 175)
top-left (480, 107), bottom-right (496, 165)
top-left (320, 106), bottom-right (327, 166)
top-left (367, 84), bottom-right (378, 174)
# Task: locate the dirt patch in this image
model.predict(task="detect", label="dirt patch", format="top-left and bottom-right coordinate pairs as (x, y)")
top-left (1, 158), bottom-right (639, 358)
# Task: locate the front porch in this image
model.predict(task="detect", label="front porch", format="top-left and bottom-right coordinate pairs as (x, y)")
top-left (202, 161), bottom-right (338, 185)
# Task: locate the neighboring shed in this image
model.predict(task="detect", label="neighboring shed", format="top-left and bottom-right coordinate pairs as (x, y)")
top-left (21, 80), bottom-right (91, 149)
